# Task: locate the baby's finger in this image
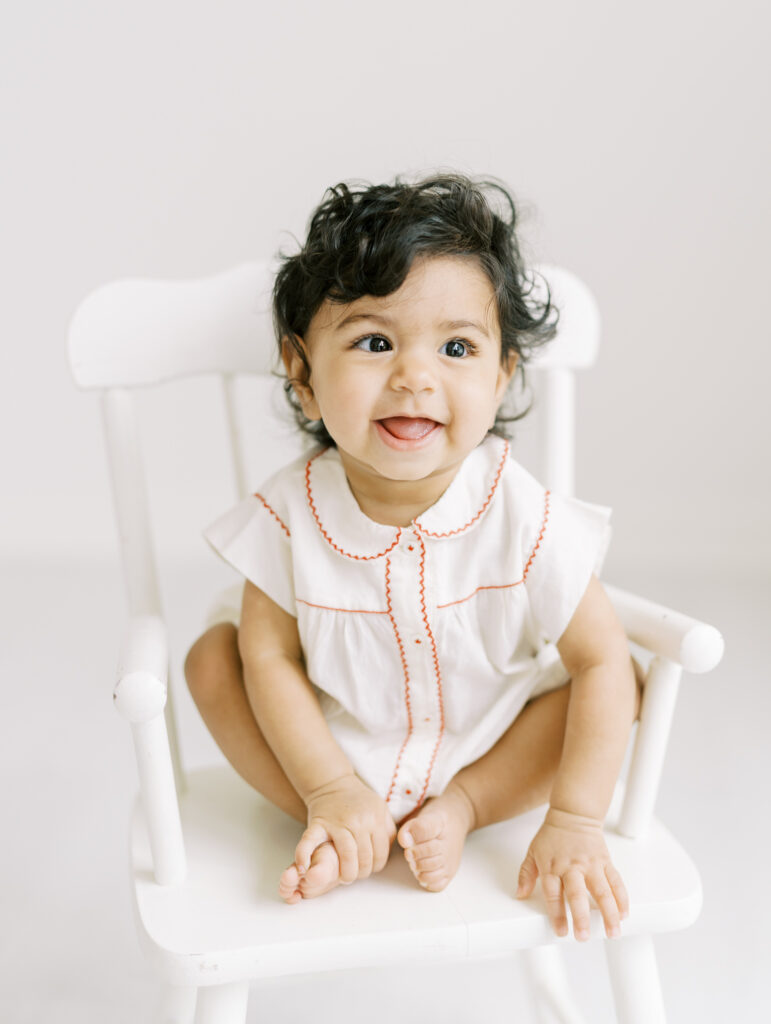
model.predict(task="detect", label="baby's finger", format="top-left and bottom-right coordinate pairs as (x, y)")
top-left (606, 863), bottom-right (629, 921)
top-left (331, 827), bottom-right (359, 884)
top-left (541, 873), bottom-right (569, 937)
top-left (586, 867), bottom-right (621, 938)
top-left (356, 834), bottom-right (374, 880)
top-left (372, 828), bottom-right (392, 873)
top-left (563, 868), bottom-right (592, 941)
top-left (386, 816), bottom-right (397, 844)
top-left (294, 822), bottom-right (330, 873)
top-left (516, 850), bottom-right (539, 899)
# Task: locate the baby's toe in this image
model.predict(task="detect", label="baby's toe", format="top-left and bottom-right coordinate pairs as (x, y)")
top-left (415, 867), bottom-right (450, 892)
top-left (410, 852), bottom-right (446, 873)
top-left (407, 837), bottom-right (445, 861)
top-left (278, 864), bottom-right (303, 905)
top-left (399, 811), bottom-right (444, 849)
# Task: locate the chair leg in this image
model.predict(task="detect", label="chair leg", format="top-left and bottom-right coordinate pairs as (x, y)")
top-left (522, 945), bottom-right (587, 1024)
top-left (193, 981), bottom-right (249, 1024)
top-left (605, 935), bottom-right (666, 1024)
top-left (155, 983), bottom-right (197, 1024)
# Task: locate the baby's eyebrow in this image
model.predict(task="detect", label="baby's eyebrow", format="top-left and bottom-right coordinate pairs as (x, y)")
top-left (334, 311), bottom-right (392, 330)
top-left (440, 318), bottom-right (491, 338)
top-left (334, 312), bottom-right (491, 337)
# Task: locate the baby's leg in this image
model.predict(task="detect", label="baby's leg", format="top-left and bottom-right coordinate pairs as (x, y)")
top-left (186, 624), bottom-right (306, 821)
top-left (185, 624), bottom-right (342, 901)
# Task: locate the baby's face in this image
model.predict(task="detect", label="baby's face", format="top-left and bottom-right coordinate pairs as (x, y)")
top-left (285, 255), bottom-right (516, 513)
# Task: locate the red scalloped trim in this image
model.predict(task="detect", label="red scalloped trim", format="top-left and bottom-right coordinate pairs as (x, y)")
top-left (296, 598), bottom-right (388, 615)
top-left (523, 490), bottom-right (550, 581)
top-left (437, 581), bottom-right (523, 609)
top-left (305, 453), bottom-right (402, 560)
top-left (414, 440), bottom-right (509, 539)
top-left (414, 534), bottom-right (445, 808)
top-left (253, 493), bottom-right (290, 538)
top-left (385, 555), bottom-right (413, 806)
top-left (435, 488), bottom-right (551, 609)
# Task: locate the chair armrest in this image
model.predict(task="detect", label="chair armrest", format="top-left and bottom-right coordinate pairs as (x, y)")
top-left (604, 583), bottom-right (724, 673)
top-left (605, 584), bottom-right (724, 838)
top-left (113, 615), bottom-right (186, 885)
top-left (113, 615), bottom-right (168, 721)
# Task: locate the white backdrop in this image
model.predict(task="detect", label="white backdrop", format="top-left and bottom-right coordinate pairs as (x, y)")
top-left (2, 6), bottom-right (770, 1021)
top-left (1, 0), bottom-right (769, 578)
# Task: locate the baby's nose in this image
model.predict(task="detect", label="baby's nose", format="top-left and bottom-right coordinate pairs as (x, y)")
top-left (389, 352), bottom-right (436, 393)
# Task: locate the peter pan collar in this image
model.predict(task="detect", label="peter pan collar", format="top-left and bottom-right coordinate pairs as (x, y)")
top-left (304, 434), bottom-right (509, 560)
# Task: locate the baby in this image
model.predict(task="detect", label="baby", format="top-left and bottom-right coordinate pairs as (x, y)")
top-left (185, 174), bottom-right (638, 942)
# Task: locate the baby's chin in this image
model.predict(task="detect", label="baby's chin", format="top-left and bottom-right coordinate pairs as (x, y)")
top-left (341, 449), bottom-right (436, 483)
top-left (367, 455), bottom-right (467, 489)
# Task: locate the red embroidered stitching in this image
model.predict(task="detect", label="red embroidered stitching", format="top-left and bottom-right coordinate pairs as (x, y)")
top-left (414, 440), bottom-right (509, 539)
top-left (296, 598), bottom-right (388, 615)
top-left (434, 488), bottom-right (551, 609)
top-left (414, 534), bottom-right (445, 808)
top-left (384, 555), bottom-right (413, 805)
top-left (523, 490), bottom-right (550, 581)
top-left (436, 581), bottom-right (523, 609)
top-left (305, 453), bottom-right (402, 560)
top-left (254, 493), bottom-right (290, 538)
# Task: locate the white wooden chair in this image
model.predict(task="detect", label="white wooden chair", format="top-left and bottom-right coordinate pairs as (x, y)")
top-left (68, 262), bottom-right (724, 1024)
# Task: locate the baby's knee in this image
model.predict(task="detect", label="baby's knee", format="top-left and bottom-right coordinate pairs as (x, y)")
top-left (184, 622), bottom-right (240, 707)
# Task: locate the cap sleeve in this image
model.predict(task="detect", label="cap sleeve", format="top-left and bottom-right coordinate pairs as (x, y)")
top-left (204, 493), bottom-right (296, 617)
top-left (524, 491), bottom-right (611, 643)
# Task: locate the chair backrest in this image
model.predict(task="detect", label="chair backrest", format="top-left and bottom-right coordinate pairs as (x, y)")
top-left (68, 262), bottom-right (277, 389)
top-left (68, 261), bottom-right (600, 388)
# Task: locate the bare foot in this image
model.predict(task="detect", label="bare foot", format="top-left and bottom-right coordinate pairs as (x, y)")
top-left (396, 782), bottom-right (476, 891)
top-left (278, 841), bottom-right (342, 904)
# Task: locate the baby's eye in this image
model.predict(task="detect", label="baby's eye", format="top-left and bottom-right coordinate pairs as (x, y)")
top-left (440, 339), bottom-right (471, 358)
top-left (353, 334), bottom-right (392, 353)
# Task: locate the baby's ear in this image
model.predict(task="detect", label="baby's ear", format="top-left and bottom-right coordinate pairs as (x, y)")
top-left (281, 336), bottom-right (321, 421)
top-left (495, 351), bottom-right (519, 401)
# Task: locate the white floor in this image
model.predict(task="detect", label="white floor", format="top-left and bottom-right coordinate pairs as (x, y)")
top-left (1, 557), bottom-right (767, 1022)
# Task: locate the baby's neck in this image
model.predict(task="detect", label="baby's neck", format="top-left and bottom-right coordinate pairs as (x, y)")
top-left (353, 492), bottom-right (434, 528)
top-left (341, 461), bottom-right (459, 528)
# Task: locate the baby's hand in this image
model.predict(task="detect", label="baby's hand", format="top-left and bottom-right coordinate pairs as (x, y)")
top-left (516, 807), bottom-right (628, 941)
top-left (295, 774), bottom-right (397, 885)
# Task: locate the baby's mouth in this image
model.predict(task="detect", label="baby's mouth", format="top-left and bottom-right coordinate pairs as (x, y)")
top-left (377, 417), bottom-right (440, 441)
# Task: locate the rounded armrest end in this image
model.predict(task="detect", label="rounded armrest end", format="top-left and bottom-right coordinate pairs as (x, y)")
top-left (114, 671), bottom-right (167, 723)
top-left (680, 623), bottom-right (725, 674)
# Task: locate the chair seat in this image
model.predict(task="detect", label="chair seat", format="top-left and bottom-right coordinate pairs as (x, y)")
top-left (131, 766), bottom-right (702, 988)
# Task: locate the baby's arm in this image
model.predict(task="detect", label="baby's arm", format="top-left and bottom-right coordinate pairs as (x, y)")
top-left (238, 581), bottom-right (395, 883)
top-left (516, 575), bottom-right (637, 940)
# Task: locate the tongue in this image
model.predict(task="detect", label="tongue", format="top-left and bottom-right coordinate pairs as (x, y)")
top-left (380, 417), bottom-right (437, 440)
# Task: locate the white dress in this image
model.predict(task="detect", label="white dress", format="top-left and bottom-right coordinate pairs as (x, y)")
top-left (205, 434), bottom-right (611, 823)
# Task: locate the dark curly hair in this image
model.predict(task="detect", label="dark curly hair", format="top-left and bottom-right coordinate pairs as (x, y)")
top-left (273, 174), bottom-right (558, 445)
